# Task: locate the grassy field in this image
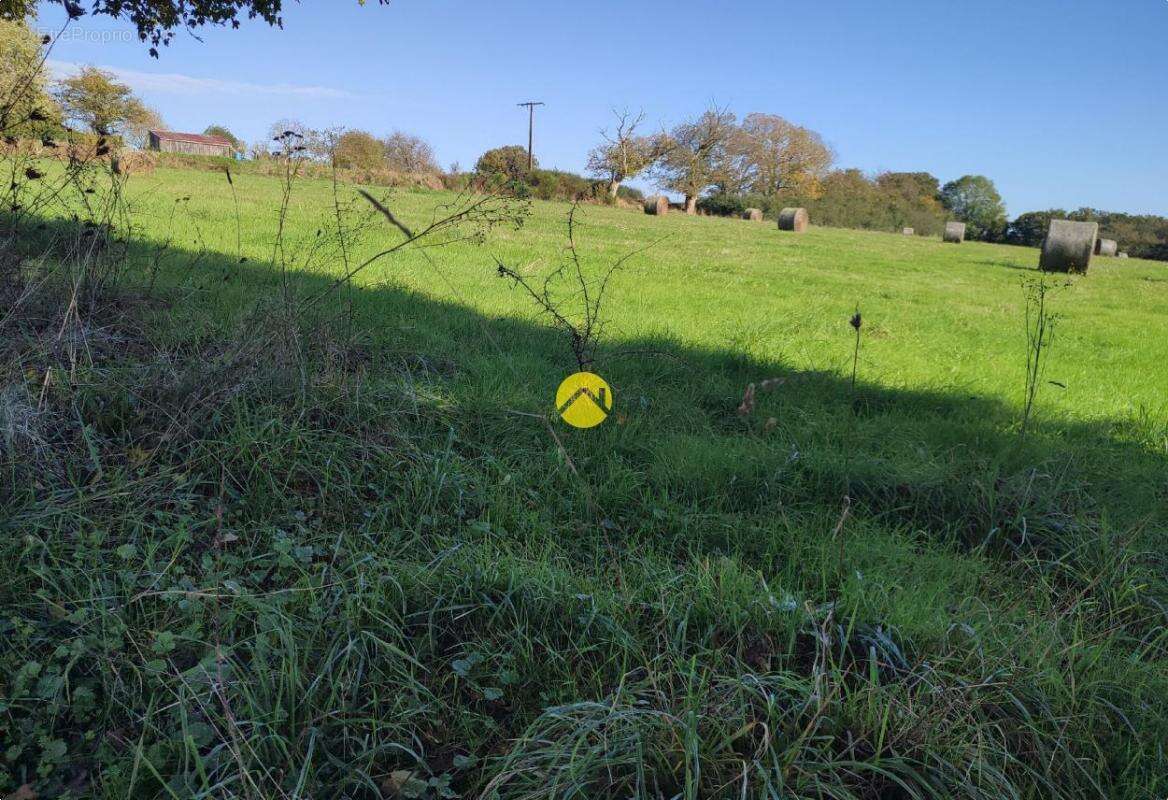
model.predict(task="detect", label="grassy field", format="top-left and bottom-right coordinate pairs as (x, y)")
top-left (3, 163), bottom-right (1167, 799)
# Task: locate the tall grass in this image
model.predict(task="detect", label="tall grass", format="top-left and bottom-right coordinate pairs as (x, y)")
top-left (2, 135), bottom-right (1166, 798)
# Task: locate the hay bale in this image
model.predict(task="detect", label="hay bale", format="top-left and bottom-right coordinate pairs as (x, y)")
top-left (743, 208), bottom-right (763, 222)
top-left (1118, 252), bottom-right (1129, 259)
top-left (1094, 238), bottom-right (1118, 257)
top-left (1039, 219), bottom-right (1097, 274)
top-left (902, 227), bottom-right (914, 236)
top-left (777, 207), bottom-right (808, 232)
top-left (943, 221), bottom-right (966, 243)
top-left (643, 196), bottom-right (668, 216)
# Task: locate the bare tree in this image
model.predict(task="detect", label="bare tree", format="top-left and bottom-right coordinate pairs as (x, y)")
top-left (729, 113), bottom-right (833, 197)
top-left (495, 204), bottom-right (653, 369)
top-left (267, 118), bottom-right (325, 160)
top-left (122, 104), bottom-right (165, 150)
top-left (585, 109), bottom-right (670, 199)
top-left (651, 106), bottom-right (736, 214)
top-left (382, 131), bottom-right (439, 174)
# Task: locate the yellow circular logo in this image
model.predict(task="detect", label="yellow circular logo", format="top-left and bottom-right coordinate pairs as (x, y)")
top-left (555, 372), bottom-right (612, 429)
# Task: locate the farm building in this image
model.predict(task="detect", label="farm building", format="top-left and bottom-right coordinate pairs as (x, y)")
top-left (148, 130), bottom-right (234, 157)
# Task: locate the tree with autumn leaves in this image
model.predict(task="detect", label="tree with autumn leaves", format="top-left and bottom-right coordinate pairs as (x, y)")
top-left (595, 106), bottom-right (834, 214)
top-left (729, 113), bottom-right (834, 197)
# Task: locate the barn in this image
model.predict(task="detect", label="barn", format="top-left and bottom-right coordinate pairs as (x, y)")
top-left (148, 130), bottom-right (234, 157)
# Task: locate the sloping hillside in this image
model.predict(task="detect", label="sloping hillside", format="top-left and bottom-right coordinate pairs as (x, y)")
top-left (3, 165), bottom-right (1166, 799)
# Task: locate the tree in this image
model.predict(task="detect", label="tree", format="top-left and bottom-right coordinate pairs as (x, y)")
top-left (875, 171), bottom-right (945, 235)
top-left (332, 129), bottom-right (383, 170)
top-left (0, 18), bottom-right (61, 137)
top-left (475, 145), bottom-right (532, 182)
top-left (268, 118), bottom-right (310, 142)
top-left (383, 131), bottom-right (439, 174)
top-left (796, 168), bottom-right (891, 230)
top-left (940, 175), bottom-right (1007, 242)
top-left (729, 113), bottom-right (832, 197)
top-left (204, 124), bottom-right (242, 152)
top-left (266, 118), bottom-right (321, 158)
top-left (1007, 210), bottom-right (1064, 248)
top-left (875, 171), bottom-right (941, 206)
top-left (652, 106), bottom-right (736, 214)
top-left (4, 0), bottom-right (283, 56)
top-left (53, 67), bottom-right (151, 137)
top-left (122, 104), bottom-right (165, 148)
top-left (1005, 207), bottom-right (1168, 261)
top-left (586, 109), bottom-right (669, 199)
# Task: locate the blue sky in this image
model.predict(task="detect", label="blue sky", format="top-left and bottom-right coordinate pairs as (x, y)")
top-left (36, 0), bottom-right (1168, 216)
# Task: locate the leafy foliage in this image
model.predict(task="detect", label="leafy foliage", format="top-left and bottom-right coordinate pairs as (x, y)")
top-left (874, 171), bottom-right (946, 235)
top-left (0, 18), bottom-right (61, 137)
top-left (1009, 207), bottom-right (1168, 261)
top-left (696, 192), bottom-right (747, 217)
top-left (203, 123), bottom-right (242, 151)
top-left (332, 128), bottom-right (384, 170)
top-left (703, 168), bottom-right (948, 236)
top-left (474, 145), bottom-right (533, 182)
top-left (940, 174), bottom-right (1008, 242)
top-left (52, 66), bottom-right (152, 137)
top-left (727, 112), bottom-right (833, 197)
top-left (3, 0), bottom-right (292, 56)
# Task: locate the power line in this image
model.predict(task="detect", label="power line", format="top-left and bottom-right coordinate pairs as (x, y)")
top-left (517, 101), bottom-right (545, 172)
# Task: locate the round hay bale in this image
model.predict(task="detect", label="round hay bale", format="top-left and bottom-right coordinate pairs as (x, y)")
top-left (742, 208), bottom-right (764, 222)
top-left (902, 227), bottom-right (914, 236)
top-left (1117, 252), bottom-right (1129, 259)
top-left (643, 196), bottom-right (668, 216)
top-left (943, 221), bottom-right (966, 244)
top-left (777, 207), bottom-right (808, 232)
top-left (1094, 238), bottom-right (1118, 257)
top-left (1039, 219), bottom-right (1097, 274)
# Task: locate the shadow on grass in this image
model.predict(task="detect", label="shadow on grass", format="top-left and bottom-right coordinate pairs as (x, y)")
top-left (6, 211), bottom-right (1168, 800)
top-left (6, 212), bottom-right (1166, 557)
top-left (970, 258), bottom-right (1040, 272)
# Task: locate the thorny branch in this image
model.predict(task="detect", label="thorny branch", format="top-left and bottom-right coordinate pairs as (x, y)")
top-left (495, 202), bottom-right (662, 370)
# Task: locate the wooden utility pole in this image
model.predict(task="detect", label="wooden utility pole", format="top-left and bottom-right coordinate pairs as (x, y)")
top-left (517, 101), bottom-right (545, 172)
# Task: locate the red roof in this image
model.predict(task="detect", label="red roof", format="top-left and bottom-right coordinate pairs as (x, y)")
top-left (150, 130), bottom-right (233, 147)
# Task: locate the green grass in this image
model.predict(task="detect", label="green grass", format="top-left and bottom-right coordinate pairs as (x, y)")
top-left (2, 163), bottom-right (1167, 799)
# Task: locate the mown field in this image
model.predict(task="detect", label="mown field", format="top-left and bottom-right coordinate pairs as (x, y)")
top-left (3, 163), bottom-right (1167, 799)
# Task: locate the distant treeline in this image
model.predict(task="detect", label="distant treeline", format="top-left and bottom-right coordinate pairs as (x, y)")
top-left (698, 169), bottom-right (1168, 262)
top-left (471, 144), bottom-right (644, 205)
top-left (701, 170), bottom-right (950, 237)
top-left (507, 167), bottom-right (644, 205)
top-left (6, 16), bottom-right (1160, 261)
top-left (1006, 209), bottom-right (1168, 261)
